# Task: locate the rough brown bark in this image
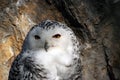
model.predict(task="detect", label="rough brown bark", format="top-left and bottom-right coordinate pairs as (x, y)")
top-left (0, 0), bottom-right (120, 80)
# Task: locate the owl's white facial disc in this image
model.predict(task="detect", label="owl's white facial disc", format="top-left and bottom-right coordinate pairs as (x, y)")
top-left (26, 21), bottom-right (75, 55)
top-left (32, 26), bottom-right (74, 63)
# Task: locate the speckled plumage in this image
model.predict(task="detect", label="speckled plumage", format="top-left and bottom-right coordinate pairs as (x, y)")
top-left (8, 20), bottom-right (82, 80)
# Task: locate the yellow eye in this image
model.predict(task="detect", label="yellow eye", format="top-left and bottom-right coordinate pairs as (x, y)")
top-left (34, 35), bottom-right (41, 40)
top-left (52, 34), bottom-right (61, 38)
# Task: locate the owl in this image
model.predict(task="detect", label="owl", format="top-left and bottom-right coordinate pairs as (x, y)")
top-left (8, 20), bottom-right (82, 80)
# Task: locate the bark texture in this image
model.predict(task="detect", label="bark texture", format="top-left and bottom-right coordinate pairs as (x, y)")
top-left (0, 0), bottom-right (120, 80)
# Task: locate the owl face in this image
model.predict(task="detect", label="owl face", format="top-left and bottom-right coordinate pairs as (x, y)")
top-left (26, 22), bottom-right (74, 53)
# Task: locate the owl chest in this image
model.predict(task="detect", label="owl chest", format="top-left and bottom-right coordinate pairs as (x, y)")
top-left (33, 50), bottom-right (74, 79)
top-left (38, 60), bottom-right (73, 80)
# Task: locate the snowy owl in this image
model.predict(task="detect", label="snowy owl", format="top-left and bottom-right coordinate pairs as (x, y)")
top-left (8, 20), bottom-right (82, 80)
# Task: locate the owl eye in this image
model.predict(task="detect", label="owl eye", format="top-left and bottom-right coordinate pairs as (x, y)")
top-left (34, 35), bottom-right (41, 40)
top-left (52, 34), bottom-right (61, 38)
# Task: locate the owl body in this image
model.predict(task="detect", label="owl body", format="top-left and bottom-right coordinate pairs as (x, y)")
top-left (8, 20), bottom-right (81, 80)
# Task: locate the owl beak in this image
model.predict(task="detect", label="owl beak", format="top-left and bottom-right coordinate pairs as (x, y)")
top-left (44, 42), bottom-right (49, 52)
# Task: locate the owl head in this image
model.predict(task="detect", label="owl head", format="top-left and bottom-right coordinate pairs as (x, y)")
top-left (22, 20), bottom-right (79, 54)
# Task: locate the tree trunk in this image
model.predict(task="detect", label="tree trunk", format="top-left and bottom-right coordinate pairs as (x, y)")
top-left (0, 0), bottom-right (120, 80)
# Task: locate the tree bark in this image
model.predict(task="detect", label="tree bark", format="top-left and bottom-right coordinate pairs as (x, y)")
top-left (0, 0), bottom-right (120, 80)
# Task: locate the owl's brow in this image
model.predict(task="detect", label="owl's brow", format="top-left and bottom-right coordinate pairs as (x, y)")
top-left (43, 22), bottom-right (56, 30)
top-left (37, 21), bottom-right (54, 29)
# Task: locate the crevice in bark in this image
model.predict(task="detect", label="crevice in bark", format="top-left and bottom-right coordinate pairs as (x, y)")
top-left (102, 43), bottom-right (116, 80)
top-left (46, 0), bottom-right (92, 42)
